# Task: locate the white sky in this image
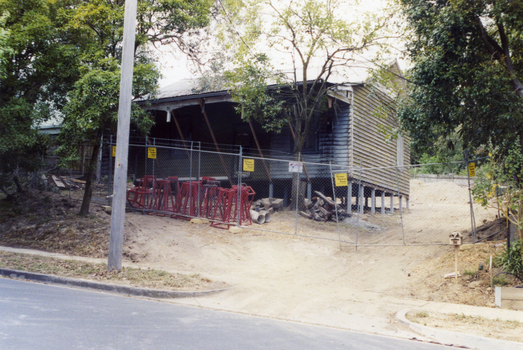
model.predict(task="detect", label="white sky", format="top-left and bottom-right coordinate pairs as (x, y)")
top-left (154, 0), bottom-right (399, 88)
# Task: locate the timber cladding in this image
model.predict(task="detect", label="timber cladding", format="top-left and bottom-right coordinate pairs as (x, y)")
top-left (351, 84), bottom-right (410, 196)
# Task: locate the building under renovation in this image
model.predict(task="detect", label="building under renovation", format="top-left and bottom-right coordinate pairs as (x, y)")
top-left (129, 62), bottom-right (410, 214)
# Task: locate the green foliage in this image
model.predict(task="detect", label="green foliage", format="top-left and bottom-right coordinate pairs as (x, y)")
top-left (472, 143), bottom-right (523, 241)
top-left (398, 0), bottom-right (523, 157)
top-left (224, 53), bottom-right (285, 132)
top-left (220, 0), bottom-right (400, 155)
top-left (463, 270), bottom-right (477, 277)
top-left (0, 0), bottom-right (79, 191)
top-left (494, 240), bottom-right (523, 278)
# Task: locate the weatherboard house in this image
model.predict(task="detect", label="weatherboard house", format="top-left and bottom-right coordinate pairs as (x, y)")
top-left (134, 62), bottom-right (410, 214)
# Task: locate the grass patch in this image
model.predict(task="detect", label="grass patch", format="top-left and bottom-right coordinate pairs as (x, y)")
top-left (0, 252), bottom-right (218, 291)
top-left (492, 275), bottom-right (510, 286)
top-left (406, 310), bottom-right (523, 342)
top-left (463, 269), bottom-right (477, 276)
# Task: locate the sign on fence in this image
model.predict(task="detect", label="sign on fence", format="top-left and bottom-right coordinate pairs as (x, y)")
top-left (289, 161), bottom-right (303, 173)
top-left (243, 159), bottom-right (255, 172)
top-left (468, 162), bottom-right (476, 177)
top-left (147, 147), bottom-right (157, 159)
top-left (334, 173), bottom-right (348, 187)
top-left (112, 146), bottom-right (116, 157)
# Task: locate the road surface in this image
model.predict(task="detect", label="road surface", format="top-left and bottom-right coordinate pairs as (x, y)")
top-left (0, 278), bottom-right (452, 349)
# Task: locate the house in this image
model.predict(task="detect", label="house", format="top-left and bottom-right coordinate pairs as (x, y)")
top-left (133, 63), bottom-right (410, 213)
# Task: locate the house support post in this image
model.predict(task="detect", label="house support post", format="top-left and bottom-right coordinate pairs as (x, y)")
top-left (371, 188), bottom-right (376, 214)
top-left (307, 182), bottom-right (312, 201)
top-left (269, 182), bottom-right (273, 198)
top-left (381, 192), bottom-right (385, 215)
top-left (406, 197), bottom-right (410, 210)
top-left (399, 195), bottom-right (403, 215)
top-left (390, 193), bottom-right (394, 214)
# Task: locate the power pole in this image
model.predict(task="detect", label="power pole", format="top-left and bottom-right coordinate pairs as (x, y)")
top-left (108, 0), bottom-right (138, 270)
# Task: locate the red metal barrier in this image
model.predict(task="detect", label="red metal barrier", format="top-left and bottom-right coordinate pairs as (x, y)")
top-left (211, 185), bottom-right (256, 229)
top-left (126, 175), bottom-right (156, 209)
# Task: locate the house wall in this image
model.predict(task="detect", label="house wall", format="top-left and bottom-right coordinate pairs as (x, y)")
top-left (268, 101), bottom-right (351, 180)
top-left (351, 85), bottom-right (410, 196)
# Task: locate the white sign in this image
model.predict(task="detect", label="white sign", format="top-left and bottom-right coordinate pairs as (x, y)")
top-left (289, 161), bottom-right (303, 173)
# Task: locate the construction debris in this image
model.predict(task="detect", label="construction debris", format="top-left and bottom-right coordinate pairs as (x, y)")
top-left (252, 198), bottom-right (284, 211)
top-left (250, 198), bottom-right (281, 224)
top-left (50, 175), bottom-right (84, 190)
top-left (300, 191), bottom-right (351, 222)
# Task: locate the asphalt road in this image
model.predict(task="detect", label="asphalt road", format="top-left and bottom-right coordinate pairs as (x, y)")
top-left (0, 278), bottom-right (452, 350)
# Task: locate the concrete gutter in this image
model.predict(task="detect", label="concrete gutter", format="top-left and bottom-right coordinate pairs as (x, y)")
top-left (397, 308), bottom-right (523, 350)
top-left (0, 268), bottom-right (228, 299)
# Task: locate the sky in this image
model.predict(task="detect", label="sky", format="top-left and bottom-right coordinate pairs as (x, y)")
top-left (154, 0), bottom-right (398, 88)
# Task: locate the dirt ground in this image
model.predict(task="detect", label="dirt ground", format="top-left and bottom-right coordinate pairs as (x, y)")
top-left (1, 179), bottom-right (522, 342)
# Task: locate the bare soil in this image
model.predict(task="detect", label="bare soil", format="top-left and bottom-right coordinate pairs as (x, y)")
top-left (0, 179), bottom-right (522, 342)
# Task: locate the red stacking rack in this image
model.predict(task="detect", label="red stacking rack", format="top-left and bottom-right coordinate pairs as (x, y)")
top-left (173, 180), bottom-right (202, 218)
top-left (126, 175), bottom-right (156, 209)
top-left (211, 185), bottom-right (256, 229)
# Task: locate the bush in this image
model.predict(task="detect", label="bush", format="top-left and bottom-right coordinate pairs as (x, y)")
top-left (494, 239), bottom-right (523, 278)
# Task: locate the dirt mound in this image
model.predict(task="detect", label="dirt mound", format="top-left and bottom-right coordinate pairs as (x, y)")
top-left (0, 190), bottom-right (110, 258)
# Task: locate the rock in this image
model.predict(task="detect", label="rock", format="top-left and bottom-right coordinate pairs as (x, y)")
top-left (468, 281), bottom-right (482, 289)
top-left (101, 205), bottom-right (112, 214)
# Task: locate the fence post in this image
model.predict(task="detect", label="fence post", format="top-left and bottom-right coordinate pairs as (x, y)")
top-left (188, 141), bottom-right (193, 219)
top-left (237, 146), bottom-right (243, 227)
top-left (329, 162), bottom-right (342, 250)
top-left (197, 141), bottom-right (201, 217)
top-left (355, 161), bottom-right (363, 250)
top-left (358, 185), bottom-right (364, 214)
top-left (347, 180), bottom-right (352, 214)
top-left (466, 153), bottom-right (477, 244)
top-left (394, 161), bottom-right (406, 245)
top-left (294, 153), bottom-right (300, 235)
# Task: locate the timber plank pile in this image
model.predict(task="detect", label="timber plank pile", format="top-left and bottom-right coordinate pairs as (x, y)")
top-left (300, 191), bottom-right (350, 222)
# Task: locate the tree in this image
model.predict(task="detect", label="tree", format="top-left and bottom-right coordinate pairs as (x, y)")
top-left (472, 141), bottom-right (523, 268)
top-left (222, 0), bottom-right (397, 156)
top-left (219, 0), bottom-right (398, 207)
top-left (0, 0), bottom-right (80, 194)
top-left (56, 0), bottom-right (213, 215)
top-left (398, 0), bottom-right (523, 157)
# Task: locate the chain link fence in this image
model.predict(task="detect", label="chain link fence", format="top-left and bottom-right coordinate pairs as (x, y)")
top-left (94, 138), bottom-right (502, 248)
top-left (5, 136), bottom-right (504, 248)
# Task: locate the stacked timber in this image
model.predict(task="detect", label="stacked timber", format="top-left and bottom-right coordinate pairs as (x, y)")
top-left (300, 191), bottom-right (350, 222)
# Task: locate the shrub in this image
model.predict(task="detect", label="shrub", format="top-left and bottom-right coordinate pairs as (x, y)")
top-left (494, 239), bottom-right (523, 278)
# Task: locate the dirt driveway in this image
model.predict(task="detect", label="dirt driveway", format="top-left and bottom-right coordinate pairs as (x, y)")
top-left (120, 179), bottom-right (502, 338)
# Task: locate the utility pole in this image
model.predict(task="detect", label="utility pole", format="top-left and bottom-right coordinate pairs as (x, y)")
top-left (108, 0), bottom-right (137, 270)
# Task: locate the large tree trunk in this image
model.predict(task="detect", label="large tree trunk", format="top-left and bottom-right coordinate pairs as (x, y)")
top-left (79, 141), bottom-right (101, 216)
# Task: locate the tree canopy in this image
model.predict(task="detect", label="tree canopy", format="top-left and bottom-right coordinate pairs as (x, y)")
top-left (220, 0), bottom-right (399, 157)
top-left (0, 0), bottom-right (80, 193)
top-left (398, 0), bottom-right (523, 159)
top-left (54, 0), bottom-right (212, 215)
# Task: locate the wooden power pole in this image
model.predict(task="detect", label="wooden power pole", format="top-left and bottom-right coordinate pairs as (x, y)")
top-left (108, 0), bottom-right (138, 270)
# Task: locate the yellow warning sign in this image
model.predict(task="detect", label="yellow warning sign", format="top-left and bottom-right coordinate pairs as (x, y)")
top-left (243, 159), bottom-right (255, 172)
top-left (334, 173), bottom-right (348, 187)
top-left (112, 146), bottom-right (116, 157)
top-left (468, 162), bottom-right (476, 177)
top-left (148, 147), bottom-right (157, 159)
